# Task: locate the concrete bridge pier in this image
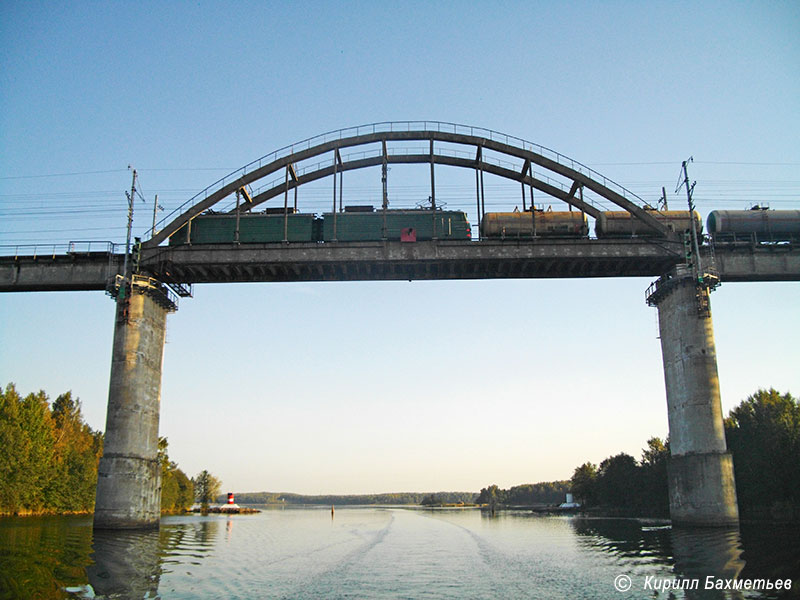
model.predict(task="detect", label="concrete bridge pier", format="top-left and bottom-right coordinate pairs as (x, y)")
top-left (647, 265), bottom-right (739, 526)
top-left (94, 277), bottom-right (175, 529)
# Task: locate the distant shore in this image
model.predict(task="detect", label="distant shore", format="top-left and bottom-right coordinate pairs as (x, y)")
top-left (192, 506), bottom-right (260, 514)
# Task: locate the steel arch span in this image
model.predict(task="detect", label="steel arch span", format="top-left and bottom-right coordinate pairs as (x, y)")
top-left (144, 121), bottom-right (672, 248)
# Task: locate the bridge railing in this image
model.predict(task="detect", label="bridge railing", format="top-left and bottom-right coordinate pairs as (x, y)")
top-left (221, 143), bottom-right (610, 214)
top-left (67, 241), bottom-right (120, 255)
top-left (0, 241), bottom-right (119, 259)
top-left (151, 121), bottom-right (641, 237)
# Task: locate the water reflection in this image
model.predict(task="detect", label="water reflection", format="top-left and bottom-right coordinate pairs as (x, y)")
top-left (87, 529), bottom-right (162, 598)
top-left (161, 517), bottom-right (219, 563)
top-left (572, 518), bottom-right (752, 599)
top-left (0, 516), bottom-right (93, 599)
top-left (1, 511), bottom-right (796, 599)
top-left (738, 522), bottom-right (800, 592)
top-left (571, 518), bottom-right (675, 565)
top-left (671, 527), bottom-right (744, 583)
top-left (86, 517), bottom-right (220, 598)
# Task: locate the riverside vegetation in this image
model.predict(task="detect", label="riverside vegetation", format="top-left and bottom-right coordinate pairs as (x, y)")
top-left (0, 383), bottom-right (195, 515)
top-left (565, 388), bottom-right (800, 520)
top-left (234, 491), bottom-right (476, 506)
top-left (2, 383), bottom-right (797, 520)
top-left (477, 389), bottom-right (799, 521)
top-left (0, 385), bottom-right (101, 515)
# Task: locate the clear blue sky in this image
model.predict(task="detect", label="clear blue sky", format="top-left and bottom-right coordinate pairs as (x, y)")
top-left (1, 1), bottom-right (798, 495)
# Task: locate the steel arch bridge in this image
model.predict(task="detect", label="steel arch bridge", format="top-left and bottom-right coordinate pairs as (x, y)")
top-left (4, 122), bottom-right (795, 529)
top-left (144, 121), bottom-right (672, 248)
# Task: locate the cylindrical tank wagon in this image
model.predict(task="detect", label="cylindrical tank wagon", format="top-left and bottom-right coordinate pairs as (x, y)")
top-left (595, 210), bottom-right (701, 238)
top-left (707, 208), bottom-right (800, 242)
top-left (480, 210), bottom-right (588, 239)
top-left (479, 208), bottom-right (702, 240)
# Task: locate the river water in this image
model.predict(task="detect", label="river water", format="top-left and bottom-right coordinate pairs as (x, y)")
top-left (0, 507), bottom-right (798, 599)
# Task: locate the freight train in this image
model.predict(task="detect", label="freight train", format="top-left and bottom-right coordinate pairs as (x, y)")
top-left (706, 207), bottom-right (800, 243)
top-left (479, 208), bottom-right (702, 239)
top-left (168, 207), bottom-right (472, 245)
top-left (168, 205), bottom-right (799, 245)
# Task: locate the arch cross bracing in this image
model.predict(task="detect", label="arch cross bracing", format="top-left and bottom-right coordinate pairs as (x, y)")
top-left (144, 121), bottom-right (671, 248)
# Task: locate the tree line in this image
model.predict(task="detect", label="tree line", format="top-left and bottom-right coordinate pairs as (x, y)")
top-left (3, 382), bottom-right (795, 520)
top-left (569, 437), bottom-right (669, 517)
top-left (1, 383), bottom-right (208, 516)
top-left (475, 481), bottom-right (571, 507)
top-left (724, 388), bottom-right (800, 519)
top-left (233, 491), bottom-right (477, 506)
top-left (0, 384), bottom-right (102, 515)
top-left (569, 389), bottom-right (800, 519)
top-left (158, 437), bottom-right (194, 513)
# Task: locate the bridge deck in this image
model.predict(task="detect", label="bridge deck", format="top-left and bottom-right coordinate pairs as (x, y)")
top-left (146, 239), bottom-right (685, 283)
top-left (1, 240), bottom-right (797, 292)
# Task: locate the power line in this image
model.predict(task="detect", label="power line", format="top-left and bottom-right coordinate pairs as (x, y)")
top-left (137, 167), bottom-right (238, 172)
top-left (587, 161), bottom-right (677, 166)
top-left (0, 167), bottom-right (244, 180)
top-left (0, 226), bottom-right (127, 234)
top-left (3, 159), bottom-right (798, 182)
top-left (0, 169), bottom-right (129, 180)
top-left (695, 161), bottom-right (800, 166)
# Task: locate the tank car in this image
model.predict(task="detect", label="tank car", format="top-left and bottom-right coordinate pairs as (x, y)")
top-left (595, 210), bottom-right (701, 238)
top-left (706, 208), bottom-right (800, 242)
top-left (480, 209), bottom-right (588, 238)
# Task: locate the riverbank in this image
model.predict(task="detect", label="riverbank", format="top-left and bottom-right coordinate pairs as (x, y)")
top-left (192, 506), bottom-right (261, 514)
top-left (482, 503), bottom-right (800, 524)
top-left (0, 508), bottom-right (93, 518)
top-left (2, 507), bottom-right (193, 519)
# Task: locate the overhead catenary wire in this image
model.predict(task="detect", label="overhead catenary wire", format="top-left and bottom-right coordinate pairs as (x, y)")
top-left (0, 169), bottom-right (130, 180)
top-left (0, 167), bottom-right (242, 180)
top-left (2, 160), bottom-right (799, 246)
top-left (3, 180), bottom-right (797, 208)
top-left (2, 160), bottom-right (798, 181)
top-left (586, 160), bottom-right (800, 167)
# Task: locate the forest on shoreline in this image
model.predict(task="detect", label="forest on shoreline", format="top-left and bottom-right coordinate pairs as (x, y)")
top-left (3, 384), bottom-right (797, 521)
top-left (565, 388), bottom-right (800, 520)
top-left (0, 384), bottom-right (101, 515)
top-left (231, 491), bottom-right (477, 506)
top-left (0, 383), bottom-right (194, 516)
top-left (475, 389), bottom-right (799, 521)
